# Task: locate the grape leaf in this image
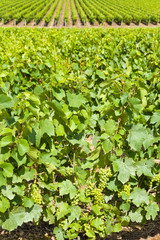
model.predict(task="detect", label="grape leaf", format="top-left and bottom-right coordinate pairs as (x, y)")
top-left (145, 203), bottom-right (159, 220)
top-left (17, 139), bottom-right (30, 156)
top-left (59, 180), bottom-right (77, 199)
top-left (67, 92), bottom-right (86, 108)
top-left (127, 124), bottom-right (147, 151)
top-left (131, 187), bottom-right (149, 207)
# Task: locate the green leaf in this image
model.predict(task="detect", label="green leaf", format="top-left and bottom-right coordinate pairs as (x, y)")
top-left (129, 98), bottom-right (143, 112)
top-left (91, 205), bottom-right (102, 215)
top-left (19, 167), bottom-right (36, 181)
top-left (0, 196), bottom-right (10, 213)
top-left (0, 162), bottom-right (14, 177)
top-left (34, 85), bottom-right (43, 96)
top-left (53, 227), bottom-right (65, 240)
top-left (59, 180), bottom-right (77, 199)
top-left (126, 65), bottom-right (132, 76)
top-left (25, 204), bottom-right (42, 223)
top-left (27, 147), bottom-right (38, 161)
top-left (127, 124), bottom-right (147, 151)
top-left (104, 119), bottom-right (116, 136)
top-left (1, 185), bottom-right (15, 200)
top-left (150, 111), bottom-right (160, 126)
top-left (143, 134), bottom-right (157, 150)
top-left (120, 202), bottom-right (130, 212)
top-left (129, 208), bottom-right (143, 223)
top-left (56, 124), bottom-right (66, 136)
top-left (85, 69), bottom-right (93, 76)
top-left (0, 71), bottom-right (9, 77)
top-left (2, 217), bottom-right (17, 231)
top-left (136, 159), bottom-right (153, 177)
top-left (102, 139), bottom-right (113, 153)
top-left (121, 92), bottom-right (128, 105)
top-left (91, 217), bottom-right (104, 231)
top-left (145, 203), bottom-right (159, 220)
top-left (53, 89), bottom-right (65, 101)
top-left (0, 135), bottom-right (13, 147)
top-left (12, 150), bottom-right (27, 167)
top-left (87, 147), bottom-right (101, 160)
top-left (2, 206), bottom-right (26, 231)
top-left (117, 158), bottom-right (135, 184)
top-left (39, 152), bottom-right (59, 165)
top-left (67, 92), bottom-right (86, 108)
top-left (105, 220), bottom-right (113, 235)
top-left (96, 70), bottom-right (105, 80)
top-left (23, 196), bottom-right (34, 208)
top-left (40, 119), bottom-right (55, 136)
top-left (56, 203), bottom-right (70, 220)
top-left (0, 171), bottom-right (6, 187)
top-left (17, 139), bottom-right (30, 156)
top-left (85, 229), bottom-right (96, 238)
top-left (68, 206), bottom-right (81, 223)
top-left (113, 223), bottom-right (122, 232)
top-left (131, 187), bottom-right (149, 207)
top-left (0, 94), bottom-right (14, 110)
top-left (79, 189), bottom-right (90, 203)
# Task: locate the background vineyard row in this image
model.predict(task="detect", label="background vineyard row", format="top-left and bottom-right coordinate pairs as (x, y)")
top-left (0, 0), bottom-right (160, 27)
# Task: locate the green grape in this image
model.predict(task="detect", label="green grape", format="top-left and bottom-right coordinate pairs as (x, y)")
top-left (149, 179), bottom-right (153, 188)
top-left (123, 183), bottom-right (131, 196)
top-left (91, 188), bottom-right (104, 205)
top-left (151, 173), bottom-right (160, 186)
top-left (72, 193), bottom-right (79, 205)
top-left (64, 167), bottom-right (73, 177)
top-left (31, 183), bottom-right (42, 204)
top-left (85, 181), bottom-right (94, 196)
top-left (98, 168), bottom-right (112, 190)
top-left (84, 224), bottom-right (90, 232)
top-left (118, 183), bottom-right (130, 198)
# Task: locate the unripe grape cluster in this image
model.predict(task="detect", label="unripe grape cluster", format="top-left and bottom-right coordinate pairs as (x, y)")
top-left (72, 193), bottom-right (79, 205)
top-left (85, 180), bottom-right (104, 205)
top-left (98, 168), bottom-right (112, 190)
top-left (118, 183), bottom-right (130, 198)
top-left (92, 188), bottom-right (104, 205)
top-left (64, 167), bottom-right (73, 177)
top-left (150, 173), bottom-right (160, 187)
top-left (123, 183), bottom-right (131, 196)
top-left (31, 183), bottom-right (42, 204)
top-left (85, 181), bottom-right (94, 196)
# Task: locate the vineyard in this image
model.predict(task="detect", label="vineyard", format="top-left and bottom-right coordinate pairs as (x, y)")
top-left (0, 0), bottom-right (160, 27)
top-left (0, 27), bottom-right (160, 239)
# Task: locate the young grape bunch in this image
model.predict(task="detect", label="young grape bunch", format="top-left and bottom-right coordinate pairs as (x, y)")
top-left (150, 173), bottom-right (160, 187)
top-left (98, 168), bottom-right (112, 190)
top-left (64, 167), bottom-right (73, 177)
top-left (72, 193), bottom-right (79, 205)
top-left (85, 181), bottom-right (94, 196)
top-left (92, 188), bottom-right (104, 205)
top-left (31, 183), bottom-right (42, 205)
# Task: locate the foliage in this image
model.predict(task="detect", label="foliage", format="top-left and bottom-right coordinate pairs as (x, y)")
top-left (0, 27), bottom-right (160, 239)
top-left (0, 0), bottom-right (160, 25)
